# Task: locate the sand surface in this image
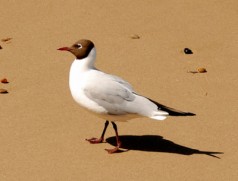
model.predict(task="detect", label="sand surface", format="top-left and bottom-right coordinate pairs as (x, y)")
top-left (1, 0), bottom-right (238, 180)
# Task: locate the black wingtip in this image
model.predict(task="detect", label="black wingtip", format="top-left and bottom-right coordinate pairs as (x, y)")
top-left (168, 111), bottom-right (196, 116)
top-left (183, 112), bottom-right (196, 116)
top-left (147, 97), bottom-right (196, 117)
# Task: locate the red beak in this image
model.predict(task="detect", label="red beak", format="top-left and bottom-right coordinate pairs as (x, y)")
top-left (57, 47), bottom-right (71, 51)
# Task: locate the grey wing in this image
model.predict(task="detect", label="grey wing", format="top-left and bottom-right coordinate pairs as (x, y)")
top-left (83, 75), bottom-right (136, 115)
top-left (109, 74), bottom-right (135, 92)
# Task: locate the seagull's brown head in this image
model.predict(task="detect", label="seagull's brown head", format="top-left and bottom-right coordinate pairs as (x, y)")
top-left (58, 39), bottom-right (95, 60)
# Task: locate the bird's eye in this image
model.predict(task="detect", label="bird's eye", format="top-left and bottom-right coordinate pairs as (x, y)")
top-left (75, 43), bottom-right (82, 49)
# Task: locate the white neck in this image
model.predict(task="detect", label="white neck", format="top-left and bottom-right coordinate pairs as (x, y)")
top-left (71, 47), bottom-right (97, 72)
top-left (69, 48), bottom-right (97, 97)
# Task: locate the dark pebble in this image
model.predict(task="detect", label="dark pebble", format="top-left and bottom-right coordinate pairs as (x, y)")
top-left (184, 48), bottom-right (193, 54)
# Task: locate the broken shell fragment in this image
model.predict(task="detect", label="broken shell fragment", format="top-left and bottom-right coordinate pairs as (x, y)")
top-left (130, 34), bottom-right (140, 39)
top-left (1, 78), bottom-right (9, 83)
top-left (1, 38), bottom-right (12, 42)
top-left (187, 67), bottom-right (207, 74)
top-left (0, 88), bottom-right (8, 94)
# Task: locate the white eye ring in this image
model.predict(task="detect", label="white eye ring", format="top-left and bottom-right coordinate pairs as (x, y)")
top-left (76, 43), bottom-right (82, 49)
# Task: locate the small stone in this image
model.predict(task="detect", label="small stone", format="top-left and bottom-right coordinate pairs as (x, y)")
top-left (197, 67), bottom-right (207, 73)
top-left (0, 88), bottom-right (8, 94)
top-left (187, 67), bottom-right (207, 74)
top-left (184, 48), bottom-right (193, 54)
top-left (0, 45), bottom-right (2, 49)
top-left (1, 78), bottom-right (9, 84)
top-left (130, 34), bottom-right (140, 39)
top-left (1, 38), bottom-right (12, 42)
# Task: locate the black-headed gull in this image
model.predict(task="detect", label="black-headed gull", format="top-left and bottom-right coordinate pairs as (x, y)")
top-left (58, 39), bottom-right (195, 153)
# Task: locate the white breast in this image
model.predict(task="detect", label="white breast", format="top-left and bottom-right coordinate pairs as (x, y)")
top-left (69, 59), bottom-right (109, 115)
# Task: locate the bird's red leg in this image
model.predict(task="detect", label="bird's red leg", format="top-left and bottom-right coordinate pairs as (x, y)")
top-left (105, 122), bottom-right (122, 154)
top-left (86, 120), bottom-right (109, 144)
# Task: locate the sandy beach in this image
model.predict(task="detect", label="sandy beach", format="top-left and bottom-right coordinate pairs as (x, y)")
top-left (0, 0), bottom-right (238, 180)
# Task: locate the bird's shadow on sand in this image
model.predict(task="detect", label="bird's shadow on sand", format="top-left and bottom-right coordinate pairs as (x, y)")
top-left (106, 135), bottom-right (223, 158)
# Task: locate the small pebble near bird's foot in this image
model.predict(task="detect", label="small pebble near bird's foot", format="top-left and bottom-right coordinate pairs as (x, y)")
top-left (184, 48), bottom-right (193, 54)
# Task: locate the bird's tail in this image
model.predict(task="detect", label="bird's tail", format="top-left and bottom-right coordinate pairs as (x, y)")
top-left (150, 115), bottom-right (168, 121)
top-left (148, 98), bottom-right (196, 116)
